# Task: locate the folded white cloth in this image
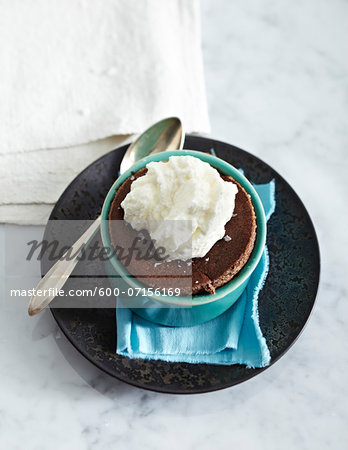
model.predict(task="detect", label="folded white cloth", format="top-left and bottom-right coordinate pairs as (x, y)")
top-left (0, 135), bottom-right (131, 224)
top-left (0, 0), bottom-right (210, 224)
top-left (0, 0), bottom-right (209, 153)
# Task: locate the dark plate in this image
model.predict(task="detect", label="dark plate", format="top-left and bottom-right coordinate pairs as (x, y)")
top-left (46, 136), bottom-right (320, 394)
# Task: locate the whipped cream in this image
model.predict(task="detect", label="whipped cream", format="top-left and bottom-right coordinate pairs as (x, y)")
top-left (121, 155), bottom-right (238, 260)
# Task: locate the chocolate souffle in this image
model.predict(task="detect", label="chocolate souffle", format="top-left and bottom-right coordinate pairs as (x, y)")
top-left (108, 161), bottom-right (257, 296)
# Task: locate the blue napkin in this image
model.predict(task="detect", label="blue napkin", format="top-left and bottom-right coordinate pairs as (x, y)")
top-left (116, 179), bottom-right (275, 368)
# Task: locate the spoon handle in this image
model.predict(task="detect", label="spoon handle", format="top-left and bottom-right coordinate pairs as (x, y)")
top-left (28, 216), bottom-right (101, 316)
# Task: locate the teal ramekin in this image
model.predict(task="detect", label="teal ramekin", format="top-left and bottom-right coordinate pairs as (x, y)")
top-left (100, 150), bottom-right (266, 326)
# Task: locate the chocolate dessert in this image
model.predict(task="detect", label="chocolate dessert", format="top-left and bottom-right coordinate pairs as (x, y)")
top-left (108, 164), bottom-right (257, 296)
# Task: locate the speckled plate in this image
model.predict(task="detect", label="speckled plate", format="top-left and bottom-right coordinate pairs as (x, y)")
top-left (46, 136), bottom-right (320, 394)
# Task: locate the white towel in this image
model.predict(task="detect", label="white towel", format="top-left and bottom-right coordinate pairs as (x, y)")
top-left (0, 135), bottom-right (131, 224)
top-left (0, 0), bottom-right (210, 224)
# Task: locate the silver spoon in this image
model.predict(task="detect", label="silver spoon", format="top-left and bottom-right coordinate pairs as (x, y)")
top-left (120, 117), bottom-right (184, 174)
top-left (28, 117), bottom-right (184, 316)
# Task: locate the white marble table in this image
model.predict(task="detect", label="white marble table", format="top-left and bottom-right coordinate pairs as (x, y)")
top-left (1, 0), bottom-right (347, 448)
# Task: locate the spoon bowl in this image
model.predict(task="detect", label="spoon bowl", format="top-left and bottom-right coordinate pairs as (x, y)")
top-left (120, 117), bottom-right (184, 174)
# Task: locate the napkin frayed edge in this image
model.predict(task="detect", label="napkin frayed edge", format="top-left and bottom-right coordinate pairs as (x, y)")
top-left (118, 247), bottom-right (271, 367)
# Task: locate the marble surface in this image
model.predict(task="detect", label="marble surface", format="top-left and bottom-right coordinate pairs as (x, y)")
top-left (1, 0), bottom-right (348, 448)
